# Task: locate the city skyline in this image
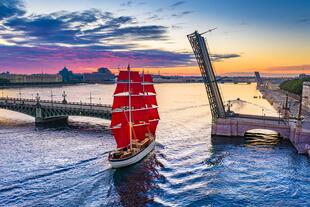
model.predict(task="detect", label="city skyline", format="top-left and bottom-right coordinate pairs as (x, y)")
top-left (0, 0), bottom-right (309, 76)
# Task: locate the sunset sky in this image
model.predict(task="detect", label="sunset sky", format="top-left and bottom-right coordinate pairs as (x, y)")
top-left (0, 0), bottom-right (309, 76)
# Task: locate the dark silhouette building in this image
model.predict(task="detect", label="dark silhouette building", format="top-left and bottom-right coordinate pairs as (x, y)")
top-left (83, 67), bottom-right (115, 83)
top-left (58, 67), bottom-right (83, 82)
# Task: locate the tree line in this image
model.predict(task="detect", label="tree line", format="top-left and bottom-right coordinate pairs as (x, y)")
top-left (279, 78), bottom-right (310, 95)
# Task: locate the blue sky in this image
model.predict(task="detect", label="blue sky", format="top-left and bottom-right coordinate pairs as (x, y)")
top-left (0, 0), bottom-right (309, 75)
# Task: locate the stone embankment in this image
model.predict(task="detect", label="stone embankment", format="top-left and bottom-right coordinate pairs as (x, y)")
top-left (259, 87), bottom-right (310, 156)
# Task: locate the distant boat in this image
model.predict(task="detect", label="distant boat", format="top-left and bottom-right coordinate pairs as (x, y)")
top-left (108, 65), bottom-right (160, 168)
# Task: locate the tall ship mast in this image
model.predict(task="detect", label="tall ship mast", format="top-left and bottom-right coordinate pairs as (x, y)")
top-left (108, 65), bottom-right (160, 168)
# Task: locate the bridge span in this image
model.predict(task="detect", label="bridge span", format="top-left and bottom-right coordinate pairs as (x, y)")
top-left (0, 96), bottom-right (112, 124)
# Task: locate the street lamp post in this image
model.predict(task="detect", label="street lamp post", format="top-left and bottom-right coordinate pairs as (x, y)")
top-left (18, 88), bottom-right (22, 99)
top-left (62, 91), bottom-right (67, 104)
top-left (50, 90), bottom-right (55, 107)
top-left (262, 108), bottom-right (265, 123)
top-left (89, 92), bottom-right (93, 109)
top-left (36, 93), bottom-right (40, 104)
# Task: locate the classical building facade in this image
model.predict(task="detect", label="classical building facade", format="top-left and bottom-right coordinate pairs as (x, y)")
top-left (83, 67), bottom-right (115, 83)
top-left (0, 72), bottom-right (62, 83)
top-left (58, 67), bottom-right (83, 82)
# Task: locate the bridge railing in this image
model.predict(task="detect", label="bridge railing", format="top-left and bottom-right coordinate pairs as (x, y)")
top-left (41, 105), bottom-right (112, 113)
top-left (0, 97), bottom-right (111, 108)
top-left (234, 113), bottom-right (288, 125)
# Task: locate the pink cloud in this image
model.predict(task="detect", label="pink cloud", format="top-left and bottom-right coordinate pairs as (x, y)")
top-left (0, 45), bottom-right (192, 74)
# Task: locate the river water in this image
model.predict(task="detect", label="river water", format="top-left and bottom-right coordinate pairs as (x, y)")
top-left (0, 83), bottom-right (310, 207)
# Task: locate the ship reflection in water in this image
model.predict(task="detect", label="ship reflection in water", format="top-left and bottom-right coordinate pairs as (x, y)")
top-left (112, 153), bottom-right (164, 207)
top-left (1, 83), bottom-right (310, 206)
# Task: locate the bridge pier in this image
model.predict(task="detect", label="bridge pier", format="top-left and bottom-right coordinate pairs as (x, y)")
top-left (34, 104), bottom-right (68, 125)
top-left (212, 117), bottom-right (291, 139)
top-left (212, 117), bottom-right (310, 154)
top-left (288, 126), bottom-right (310, 154)
top-left (35, 116), bottom-right (68, 125)
top-left (212, 118), bottom-right (238, 136)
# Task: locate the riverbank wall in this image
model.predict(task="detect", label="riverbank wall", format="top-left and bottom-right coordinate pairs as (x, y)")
top-left (258, 86), bottom-right (310, 156)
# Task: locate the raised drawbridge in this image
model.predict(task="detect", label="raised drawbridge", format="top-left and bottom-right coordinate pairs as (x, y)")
top-left (187, 30), bottom-right (310, 150)
top-left (187, 31), bottom-right (226, 121)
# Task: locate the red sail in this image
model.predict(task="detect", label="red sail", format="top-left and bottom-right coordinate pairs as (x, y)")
top-left (144, 95), bottom-right (157, 106)
top-left (111, 70), bottom-right (160, 149)
top-left (149, 120), bottom-right (159, 134)
top-left (114, 82), bottom-right (143, 95)
top-left (118, 71), bottom-right (141, 82)
top-left (132, 109), bottom-right (149, 123)
top-left (148, 107), bottom-right (160, 120)
top-left (110, 109), bottom-right (149, 127)
top-left (111, 122), bottom-right (150, 147)
top-left (132, 123), bottom-right (149, 141)
top-left (143, 74), bottom-right (153, 83)
top-left (112, 95), bottom-right (145, 109)
top-left (111, 124), bottom-right (130, 148)
top-left (143, 84), bottom-right (156, 94)
top-left (110, 111), bottom-right (127, 127)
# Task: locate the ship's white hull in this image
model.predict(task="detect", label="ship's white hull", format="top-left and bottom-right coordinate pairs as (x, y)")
top-left (109, 140), bottom-right (155, 168)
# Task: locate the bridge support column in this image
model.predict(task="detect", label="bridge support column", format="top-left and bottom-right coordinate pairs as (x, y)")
top-left (35, 107), bottom-right (42, 119)
top-left (212, 118), bottom-right (240, 137)
top-left (35, 103), bottom-right (68, 125)
top-left (289, 125), bottom-right (310, 154)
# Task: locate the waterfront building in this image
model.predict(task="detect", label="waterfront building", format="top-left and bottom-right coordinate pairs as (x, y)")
top-left (83, 67), bottom-right (115, 83)
top-left (0, 72), bottom-right (25, 83)
top-left (299, 73), bottom-right (310, 79)
top-left (25, 74), bottom-right (62, 83)
top-left (58, 67), bottom-right (83, 82)
top-left (0, 72), bottom-right (62, 83)
top-left (302, 82), bottom-right (310, 109)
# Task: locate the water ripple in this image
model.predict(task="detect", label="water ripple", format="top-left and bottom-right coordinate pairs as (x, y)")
top-left (1, 83), bottom-right (310, 206)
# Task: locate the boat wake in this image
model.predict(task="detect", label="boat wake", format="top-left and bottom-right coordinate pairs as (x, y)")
top-left (161, 104), bottom-right (209, 114)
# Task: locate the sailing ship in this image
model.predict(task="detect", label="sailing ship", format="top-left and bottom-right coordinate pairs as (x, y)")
top-left (108, 65), bottom-right (160, 168)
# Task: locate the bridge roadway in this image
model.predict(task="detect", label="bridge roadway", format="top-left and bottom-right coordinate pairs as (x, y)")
top-left (0, 97), bottom-right (112, 124)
